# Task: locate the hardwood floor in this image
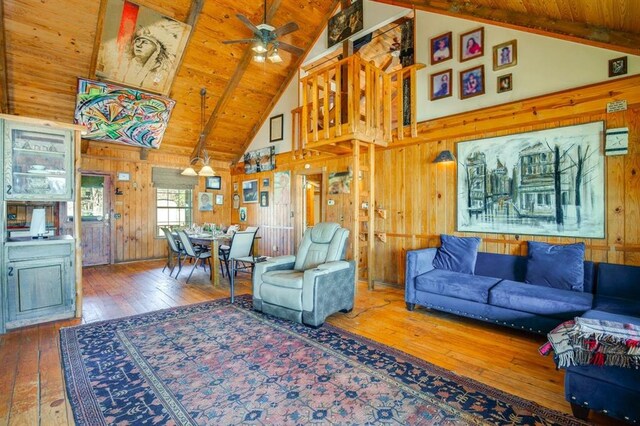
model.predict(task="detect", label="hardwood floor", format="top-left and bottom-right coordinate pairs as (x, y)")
top-left (0, 260), bottom-right (622, 425)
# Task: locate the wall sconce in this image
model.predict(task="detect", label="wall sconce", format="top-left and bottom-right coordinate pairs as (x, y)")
top-left (433, 150), bottom-right (456, 163)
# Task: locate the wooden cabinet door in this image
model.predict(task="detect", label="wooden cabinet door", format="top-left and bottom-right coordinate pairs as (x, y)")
top-left (5, 257), bottom-right (73, 329)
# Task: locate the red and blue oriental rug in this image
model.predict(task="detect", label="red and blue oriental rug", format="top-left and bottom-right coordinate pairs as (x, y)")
top-left (61, 295), bottom-right (584, 425)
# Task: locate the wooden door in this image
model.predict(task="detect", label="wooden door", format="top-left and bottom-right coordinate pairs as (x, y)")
top-left (79, 174), bottom-right (112, 266)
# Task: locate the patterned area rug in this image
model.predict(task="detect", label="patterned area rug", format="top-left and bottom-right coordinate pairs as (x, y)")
top-left (61, 295), bottom-right (584, 425)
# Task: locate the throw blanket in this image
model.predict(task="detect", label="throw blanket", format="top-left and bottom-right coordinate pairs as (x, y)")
top-left (539, 317), bottom-right (640, 369)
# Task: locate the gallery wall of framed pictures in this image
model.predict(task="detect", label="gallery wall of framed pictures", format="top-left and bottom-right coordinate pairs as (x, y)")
top-left (427, 24), bottom-right (520, 102)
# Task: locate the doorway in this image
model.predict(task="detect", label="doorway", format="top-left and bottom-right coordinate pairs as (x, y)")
top-left (294, 169), bottom-right (325, 248)
top-left (78, 173), bottom-right (112, 266)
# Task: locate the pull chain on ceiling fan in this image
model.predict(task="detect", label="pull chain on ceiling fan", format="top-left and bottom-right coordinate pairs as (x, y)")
top-left (222, 0), bottom-right (304, 63)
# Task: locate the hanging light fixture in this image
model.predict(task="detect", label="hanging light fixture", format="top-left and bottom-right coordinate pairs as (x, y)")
top-left (267, 43), bottom-right (283, 63)
top-left (182, 88), bottom-right (216, 176)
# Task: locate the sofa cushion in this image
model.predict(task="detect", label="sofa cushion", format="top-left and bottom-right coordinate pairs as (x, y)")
top-left (525, 241), bottom-right (585, 292)
top-left (581, 309), bottom-right (640, 326)
top-left (415, 269), bottom-right (501, 303)
top-left (592, 296), bottom-right (640, 317)
top-left (433, 234), bottom-right (481, 274)
top-left (489, 280), bottom-right (592, 318)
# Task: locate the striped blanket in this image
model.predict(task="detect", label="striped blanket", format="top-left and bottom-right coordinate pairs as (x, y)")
top-left (539, 317), bottom-right (640, 369)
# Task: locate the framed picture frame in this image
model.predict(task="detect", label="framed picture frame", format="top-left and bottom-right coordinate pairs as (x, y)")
top-left (460, 27), bottom-right (484, 62)
top-left (269, 114), bottom-right (284, 142)
top-left (460, 65), bottom-right (485, 99)
top-left (117, 171), bottom-right (130, 181)
top-left (198, 192), bottom-right (213, 212)
top-left (430, 69), bottom-right (453, 101)
top-left (260, 191), bottom-right (269, 207)
top-left (609, 56), bottom-right (628, 77)
top-left (242, 179), bottom-right (258, 203)
top-left (430, 31), bottom-right (452, 65)
top-left (233, 193), bottom-right (240, 209)
top-left (239, 207), bottom-right (247, 222)
top-left (215, 194), bottom-right (224, 205)
top-left (205, 176), bottom-right (221, 190)
top-left (497, 74), bottom-right (513, 93)
top-left (493, 40), bottom-right (517, 70)
top-left (244, 146), bottom-right (275, 174)
top-left (456, 121), bottom-right (605, 238)
top-left (327, 0), bottom-right (363, 47)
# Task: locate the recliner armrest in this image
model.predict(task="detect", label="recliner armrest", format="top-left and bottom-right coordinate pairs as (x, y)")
top-left (302, 261), bottom-right (355, 312)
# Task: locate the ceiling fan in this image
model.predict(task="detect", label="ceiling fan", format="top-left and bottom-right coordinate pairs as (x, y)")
top-left (223, 0), bottom-right (304, 63)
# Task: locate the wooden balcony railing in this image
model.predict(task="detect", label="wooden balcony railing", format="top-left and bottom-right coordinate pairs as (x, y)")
top-left (294, 54), bottom-right (424, 155)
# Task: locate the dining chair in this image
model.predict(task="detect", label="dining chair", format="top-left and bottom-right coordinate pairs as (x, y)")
top-left (218, 225), bottom-right (254, 274)
top-left (218, 230), bottom-right (256, 279)
top-left (176, 230), bottom-right (212, 283)
top-left (161, 227), bottom-right (184, 277)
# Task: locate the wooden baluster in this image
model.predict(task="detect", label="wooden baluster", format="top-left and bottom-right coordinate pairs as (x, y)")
top-left (347, 57), bottom-right (355, 133)
top-left (396, 72), bottom-right (404, 141)
top-left (335, 63), bottom-right (342, 137)
top-left (312, 76), bottom-right (319, 142)
top-left (301, 79), bottom-right (308, 149)
top-left (383, 73), bottom-right (392, 143)
top-left (410, 67), bottom-right (418, 138)
top-left (323, 70), bottom-right (330, 140)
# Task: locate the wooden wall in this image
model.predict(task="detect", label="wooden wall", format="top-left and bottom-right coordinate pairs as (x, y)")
top-left (80, 142), bottom-right (231, 263)
top-left (235, 74), bottom-right (640, 287)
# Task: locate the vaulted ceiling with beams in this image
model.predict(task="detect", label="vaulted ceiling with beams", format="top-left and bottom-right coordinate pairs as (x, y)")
top-left (1, 0), bottom-right (639, 164)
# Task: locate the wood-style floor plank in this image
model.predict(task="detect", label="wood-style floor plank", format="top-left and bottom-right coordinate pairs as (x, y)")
top-left (0, 260), bottom-right (624, 425)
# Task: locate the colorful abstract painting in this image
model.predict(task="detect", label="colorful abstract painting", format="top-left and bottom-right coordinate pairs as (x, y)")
top-left (95, 0), bottom-right (191, 95)
top-left (74, 78), bottom-right (175, 149)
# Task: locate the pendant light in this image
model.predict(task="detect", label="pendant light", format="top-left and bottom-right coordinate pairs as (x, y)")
top-left (182, 88), bottom-right (216, 176)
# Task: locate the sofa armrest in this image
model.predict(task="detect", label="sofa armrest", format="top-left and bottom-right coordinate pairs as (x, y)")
top-left (252, 255), bottom-right (297, 302)
top-left (405, 248), bottom-right (437, 303)
top-left (302, 261), bottom-right (353, 312)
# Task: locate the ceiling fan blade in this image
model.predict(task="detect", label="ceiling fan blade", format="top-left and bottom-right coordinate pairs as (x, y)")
top-left (222, 38), bottom-right (258, 45)
top-left (277, 42), bottom-right (304, 56)
top-left (274, 21), bottom-right (299, 37)
top-left (236, 14), bottom-right (261, 36)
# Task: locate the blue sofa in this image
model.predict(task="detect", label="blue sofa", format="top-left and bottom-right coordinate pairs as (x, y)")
top-left (405, 248), bottom-right (640, 423)
top-left (564, 262), bottom-right (640, 423)
top-left (405, 248), bottom-right (596, 334)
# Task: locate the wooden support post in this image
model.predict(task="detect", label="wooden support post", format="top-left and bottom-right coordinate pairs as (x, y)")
top-left (368, 144), bottom-right (375, 289)
top-left (352, 140), bottom-right (361, 284)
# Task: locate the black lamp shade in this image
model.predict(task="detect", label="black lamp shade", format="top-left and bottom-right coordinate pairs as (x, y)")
top-left (434, 150), bottom-right (456, 163)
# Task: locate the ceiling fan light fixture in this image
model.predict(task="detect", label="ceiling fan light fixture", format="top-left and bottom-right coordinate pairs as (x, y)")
top-left (252, 41), bottom-right (267, 53)
top-left (268, 47), bottom-right (282, 63)
top-left (253, 52), bottom-right (267, 63)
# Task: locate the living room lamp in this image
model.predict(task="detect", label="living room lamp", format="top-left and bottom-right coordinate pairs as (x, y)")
top-left (181, 88), bottom-right (216, 177)
top-left (433, 150), bottom-right (456, 163)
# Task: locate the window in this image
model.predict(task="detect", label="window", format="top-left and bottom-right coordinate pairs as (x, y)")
top-left (156, 188), bottom-right (193, 236)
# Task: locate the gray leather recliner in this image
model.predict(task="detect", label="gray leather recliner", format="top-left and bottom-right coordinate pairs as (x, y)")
top-left (252, 222), bottom-right (355, 327)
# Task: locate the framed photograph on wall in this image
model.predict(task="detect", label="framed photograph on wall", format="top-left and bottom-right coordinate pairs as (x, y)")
top-left (497, 74), bottom-right (513, 93)
top-left (215, 194), bottom-right (224, 205)
top-left (460, 27), bottom-right (484, 62)
top-left (239, 207), bottom-right (247, 222)
top-left (262, 178), bottom-right (270, 187)
top-left (430, 69), bottom-right (452, 100)
top-left (430, 31), bottom-right (452, 65)
top-left (198, 192), bottom-right (213, 211)
top-left (460, 65), bottom-right (485, 99)
top-left (260, 191), bottom-right (269, 207)
top-left (205, 176), bottom-right (221, 190)
top-left (269, 114), bottom-right (284, 142)
top-left (242, 179), bottom-right (258, 203)
top-left (493, 40), bottom-right (517, 70)
top-left (609, 56), bottom-right (628, 77)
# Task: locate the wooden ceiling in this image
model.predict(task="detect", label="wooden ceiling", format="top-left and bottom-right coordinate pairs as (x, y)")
top-left (1, 0), bottom-right (638, 164)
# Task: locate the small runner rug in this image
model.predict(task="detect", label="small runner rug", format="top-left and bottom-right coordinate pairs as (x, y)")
top-left (61, 295), bottom-right (584, 425)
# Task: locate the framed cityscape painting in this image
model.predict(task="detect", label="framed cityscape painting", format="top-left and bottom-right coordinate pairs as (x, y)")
top-left (456, 121), bottom-right (605, 238)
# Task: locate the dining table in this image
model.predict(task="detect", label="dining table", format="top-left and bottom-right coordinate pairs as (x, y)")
top-left (187, 233), bottom-right (230, 288)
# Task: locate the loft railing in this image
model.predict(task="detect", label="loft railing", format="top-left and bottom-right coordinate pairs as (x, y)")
top-left (295, 54), bottom-right (424, 154)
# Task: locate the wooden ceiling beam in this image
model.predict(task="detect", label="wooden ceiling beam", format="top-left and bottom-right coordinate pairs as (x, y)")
top-left (237, 0), bottom-right (342, 161)
top-left (191, 0), bottom-right (285, 159)
top-left (372, 0), bottom-right (640, 55)
top-left (168, 0), bottom-right (204, 95)
top-left (0, 0), bottom-right (10, 113)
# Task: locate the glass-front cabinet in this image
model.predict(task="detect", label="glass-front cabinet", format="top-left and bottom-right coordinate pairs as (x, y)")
top-left (3, 121), bottom-right (73, 201)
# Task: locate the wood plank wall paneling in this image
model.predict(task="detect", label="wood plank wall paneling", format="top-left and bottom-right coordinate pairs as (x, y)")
top-left (80, 142), bottom-right (231, 263)
top-left (233, 75), bottom-right (640, 287)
